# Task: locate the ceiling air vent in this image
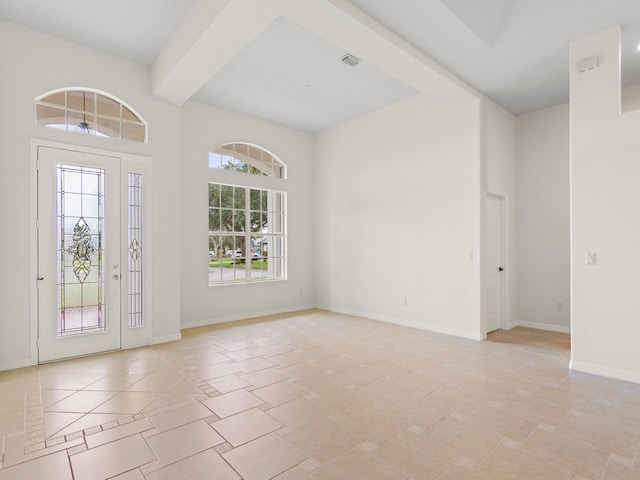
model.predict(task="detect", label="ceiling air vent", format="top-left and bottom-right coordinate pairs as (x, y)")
top-left (340, 53), bottom-right (361, 67)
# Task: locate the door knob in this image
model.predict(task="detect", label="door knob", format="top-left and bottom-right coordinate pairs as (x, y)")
top-left (498, 267), bottom-right (504, 272)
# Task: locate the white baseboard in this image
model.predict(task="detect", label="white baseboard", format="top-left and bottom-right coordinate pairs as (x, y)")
top-left (515, 320), bottom-right (570, 334)
top-left (180, 304), bottom-right (317, 331)
top-left (505, 320), bottom-right (519, 330)
top-left (317, 304), bottom-right (483, 341)
top-left (0, 358), bottom-right (34, 372)
top-left (152, 333), bottom-right (182, 345)
top-left (570, 359), bottom-right (640, 384)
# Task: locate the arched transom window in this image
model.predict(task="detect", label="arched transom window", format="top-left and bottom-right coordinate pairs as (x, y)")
top-left (36, 88), bottom-right (147, 143)
top-left (209, 142), bottom-right (286, 178)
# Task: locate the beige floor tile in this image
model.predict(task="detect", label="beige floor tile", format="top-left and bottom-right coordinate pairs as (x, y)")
top-left (558, 374), bottom-right (624, 403)
top-left (584, 402), bottom-right (640, 435)
top-left (4, 312), bottom-right (640, 480)
top-left (85, 418), bottom-right (155, 448)
top-left (41, 389), bottom-right (75, 409)
top-left (146, 419), bottom-right (225, 465)
top-left (212, 407), bottom-right (282, 446)
top-left (554, 413), bottom-right (640, 458)
top-left (207, 374), bottom-right (250, 394)
top-left (145, 392), bottom-right (207, 412)
top-left (265, 352), bottom-right (308, 368)
top-left (82, 374), bottom-right (146, 391)
top-left (240, 367), bottom-right (290, 388)
top-left (265, 397), bottom-right (331, 431)
top-left (125, 374), bottom-right (183, 392)
top-left (70, 434), bottom-right (155, 480)
top-left (232, 357), bottom-right (276, 374)
top-left (110, 469), bottom-right (145, 480)
top-left (146, 449), bottom-right (240, 480)
top-left (456, 376), bottom-right (518, 403)
top-left (437, 463), bottom-right (485, 480)
top-left (312, 448), bottom-right (408, 480)
top-left (422, 386), bottom-right (484, 417)
top-left (252, 381), bottom-right (307, 406)
top-left (476, 445), bottom-right (573, 480)
top-left (343, 405), bottom-right (413, 445)
top-left (43, 411), bottom-right (84, 438)
top-left (272, 466), bottom-right (316, 479)
top-left (0, 411), bottom-right (24, 435)
top-left (500, 394), bottom-right (571, 426)
top-left (532, 384), bottom-right (595, 412)
top-left (169, 378), bottom-right (204, 394)
top-left (3, 432), bottom-right (84, 467)
top-left (372, 430), bottom-right (458, 480)
top-left (195, 362), bottom-right (238, 380)
top-left (222, 432), bottom-right (307, 480)
top-left (202, 389), bottom-right (264, 418)
top-left (188, 351), bottom-right (231, 366)
top-left (54, 412), bottom-right (126, 438)
top-left (0, 451), bottom-right (72, 480)
top-left (45, 390), bottom-right (116, 413)
top-left (284, 417), bottom-right (365, 464)
top-left (149, 401), bottom-right (214, 432)
top-left (461, 404), bottom-right (538, 443)
top-left (427, 415), bottom-right (503, 463)
top-left (602, 462), bottom-right (640, 480)
top-left (40, 373), bottom-right (105, 390)
top-left (615, 391), bottom-right (640, 412)
top-left (385, 395), bottom-right (450, 429)
top-left (92, 391), bottom-right (162, 414)
top-left (294, 372), bottom-right (349, 396)
top-left (519, 428), bottom-right (609, 479)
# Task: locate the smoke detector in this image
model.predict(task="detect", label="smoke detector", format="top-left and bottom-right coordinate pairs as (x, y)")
top-left (340, 54), bottom-right (361, 67)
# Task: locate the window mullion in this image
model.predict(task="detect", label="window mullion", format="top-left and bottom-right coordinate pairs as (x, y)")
top-left (245, 187), bottom-right (251, 278)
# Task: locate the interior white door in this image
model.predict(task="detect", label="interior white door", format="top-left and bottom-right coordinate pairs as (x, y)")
top-left (37, 146), bottom-right (121, 362)
top-left (484, 194), bottom-right (504, 333)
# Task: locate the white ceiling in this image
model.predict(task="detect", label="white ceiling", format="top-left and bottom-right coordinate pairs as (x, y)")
top-left (191, 16), bottom-right (418, 133)
top-left (1, 0), bottom-right (640, 131)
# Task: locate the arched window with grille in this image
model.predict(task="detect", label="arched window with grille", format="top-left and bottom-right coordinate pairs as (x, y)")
top-left (36, 88), bottom-right (147, 143)
top-left (208, 143), bottom-right (287, 285)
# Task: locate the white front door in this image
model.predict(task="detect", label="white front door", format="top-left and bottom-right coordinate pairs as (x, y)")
top-left (37, 146), bottom-right (122, 362)
top-left (484, 194), bottom-right (504, 333)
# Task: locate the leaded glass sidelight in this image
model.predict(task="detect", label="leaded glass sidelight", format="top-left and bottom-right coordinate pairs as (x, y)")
top-left (127, 173), bottom-right (143, 328)
top-left (57, 164), bottom-right (106, 336)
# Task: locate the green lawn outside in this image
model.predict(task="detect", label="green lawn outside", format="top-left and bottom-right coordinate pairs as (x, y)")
top-left (209, 259), bottom-right (268, 269)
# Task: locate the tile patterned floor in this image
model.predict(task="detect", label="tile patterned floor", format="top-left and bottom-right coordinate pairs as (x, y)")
top-left (1, 309), bottom-right (640, 479)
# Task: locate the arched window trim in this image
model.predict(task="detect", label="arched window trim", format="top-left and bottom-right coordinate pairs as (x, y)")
top-left (209, 142), bottom-right (287, 179)
top-left (35, 87), bottom-right (148, 144)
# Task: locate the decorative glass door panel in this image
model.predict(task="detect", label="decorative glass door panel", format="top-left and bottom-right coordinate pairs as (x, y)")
top-left (57, 164), bottom-right (106, 336)
top-left (38, 146), bottom-right (121, 362)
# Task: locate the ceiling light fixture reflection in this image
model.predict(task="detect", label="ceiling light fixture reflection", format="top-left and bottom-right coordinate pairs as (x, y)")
top-left (76, 91), bottom-right (94, 134)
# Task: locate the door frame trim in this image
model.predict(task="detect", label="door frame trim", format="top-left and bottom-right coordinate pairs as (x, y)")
top-left (483, 191), bottom-right (509, 336)
top-left (30, 138), bottom-right (153, 365)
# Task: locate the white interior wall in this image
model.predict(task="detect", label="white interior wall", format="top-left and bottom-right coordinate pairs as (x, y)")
top-left (315, 94), bottom-right (483, 340)
top-left (516, 103), bottom-right (571, 332)
top-left (481, 98), bottom-right (517, 331)
top-left (571, 26), bottom-right (640, 383)
top-left (179, 100), bottom-right (315, 328)
top-left (0, 21), bottom-right (182, 370)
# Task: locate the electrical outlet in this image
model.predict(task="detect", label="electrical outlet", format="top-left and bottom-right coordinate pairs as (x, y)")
top-left (557, 302), bottom-right (564, 311)
top-left (403, 298), bottom-right (408, 307)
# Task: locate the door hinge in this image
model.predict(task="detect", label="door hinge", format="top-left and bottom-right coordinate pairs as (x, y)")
top-left (36, 337), bottom-right (40, 348)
